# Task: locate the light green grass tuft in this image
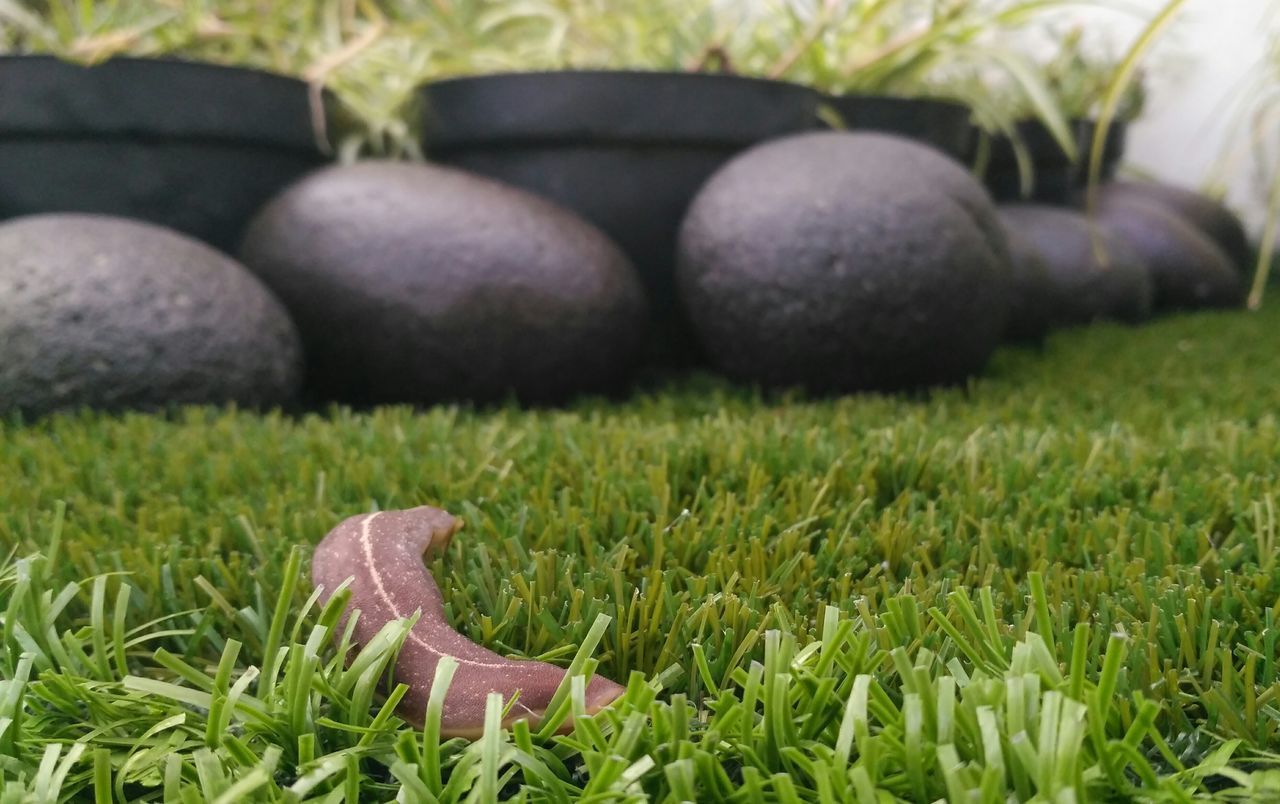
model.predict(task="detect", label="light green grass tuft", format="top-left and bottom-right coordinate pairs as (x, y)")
top-left (3, 306), bottom-right (1280, 800)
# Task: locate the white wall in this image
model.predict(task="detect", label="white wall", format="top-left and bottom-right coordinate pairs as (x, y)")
top-left (1082, 0), bottom-right (1277, 234)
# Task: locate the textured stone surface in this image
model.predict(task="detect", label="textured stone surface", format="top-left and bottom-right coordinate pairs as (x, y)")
top-left (676, 131), bottom-right (1011, 392)
top-left (0, 214), bottom-right (302, 415)
top-left (239, 161), bottom-right (648, 404)
top-left (1096, 180), bottom-right (1251, 272)
top-left (997, 205), bottom-right (1153, 328)
top-left (1095, 197), bottom-right (1245, 312)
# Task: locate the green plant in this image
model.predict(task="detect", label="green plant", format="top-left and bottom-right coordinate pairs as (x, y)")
top-left (732, 0), bottom-right (1088, 161)
top-left (1043, 26), bottom-right (1147, 121)
top-left (1244, 36), bottom-right (1280, 311)
top-left (1, 0), bottom-right (1157, 167)
top-left (1075, 0), bottom-right (1274, 285)
top-left (1203, 13), bottom-right (1280, 310)
top-left (1083, 0), bottom-right (1188, 262)
top-left (734, 0), bottom-right (1160, 196)
top-left (416, 0), bottom-right (733, 73)
top-left (0, 0), bottom-right (427, 158)
top-left (961, 15), bottom-right (1148, 197)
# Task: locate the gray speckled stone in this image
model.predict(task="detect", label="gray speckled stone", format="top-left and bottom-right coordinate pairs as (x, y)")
top-left (676, 131), bottom-right (1011, 392)
top-left (1096, 181), bottom-right (1251, 272)
top-left (0, 214), bottom-right (302, 415)
top-left (997, 206), bottom-right (1153, 328)
top-left (1094, 197), bottom-right (1245, 312)
top-left (239, 161), bottom-right (648, 404)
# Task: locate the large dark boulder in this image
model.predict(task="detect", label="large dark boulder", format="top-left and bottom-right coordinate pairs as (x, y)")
top-left (997, 205), bottom-right (1153, 327)
top-left (1094, 197), bottom-right (1245, 311)
top-left (1095, 180), bottom-right (1251, 272)
top-left (676, 131), bottom-right (1011, 392)
top-left (0, 214), bottom-right (302, 415)
top-left (239, 161), bottom-right (648, 404)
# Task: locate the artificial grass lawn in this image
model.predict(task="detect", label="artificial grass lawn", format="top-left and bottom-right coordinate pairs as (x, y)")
top-left (3, 306), bottom-right (1280, 802)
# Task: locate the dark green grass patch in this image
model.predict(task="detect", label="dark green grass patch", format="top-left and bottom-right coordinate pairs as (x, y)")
top-left (3, 307), bottom-right (1280, 801)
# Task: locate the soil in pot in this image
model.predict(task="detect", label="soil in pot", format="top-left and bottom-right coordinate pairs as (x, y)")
top-left (0, 214), bottom-right (302, 416)
top-left (1094, 196), bottom-right (1245, 312)
top-left (1092, 180), bottom-right (1251, 273)
top-left (997, 205), bottom-right (1153, 328)
top-left (419, 70), bottom-right (820, 363)
top-left (986, 119), bottom-right (1125, 204)
top-left (821, 94), bottom-right (975, 162)
top-left (677, 131), bottom-right (1011, 393)
top-left (239, 161), bottom-right (648, 406)
top-left (0, 56), bottom-right (329, 253)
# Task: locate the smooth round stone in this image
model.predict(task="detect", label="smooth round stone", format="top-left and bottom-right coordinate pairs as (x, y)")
top-left (997, 205), bottom-right (1153, 327)
top-left (677, 131), bottom-right (1011, 392)
top-left (239, 161), bottom-right (648, 404)
top-left (0, 214), bottom-right (302, 415)
top-left (1001, 227), bottom-right (1056, 343)
top-left (1095, 197), bottom-right (1244, 312)
top-left (1096, 180), bottom-right (1251, 272)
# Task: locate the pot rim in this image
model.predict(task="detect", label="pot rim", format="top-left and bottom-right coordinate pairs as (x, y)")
top-left (823, 92), bottom-right (971, 114)
top-left (0, 54), bottom-right (326, 152)
top-left (426, 67), bottom-right (816, 91)
top-left (421, 68), bottom-right (821, 150)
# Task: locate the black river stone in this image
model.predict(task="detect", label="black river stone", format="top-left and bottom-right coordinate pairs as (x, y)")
top-left (239, 161), bottom-right (649, 404)
top-left (1001, 226), bottom-right (1057, 343)
top-left (1094, 196), bottom-right (1244, 312)
top-left (1094, 180), bottom-right (1251, 273)
top-left (997, 205), bottom-right (1153, 327)
top-left (677, 131), bottom-right (1011, 392)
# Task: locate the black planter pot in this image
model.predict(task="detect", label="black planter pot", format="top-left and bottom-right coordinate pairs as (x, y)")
top-left (821, 94), bottom-right (975, 162)
top-left (985, 119), bottom-right (1126, 204)
top-left (1091, 121), bottom-right (1128, 182)
top-left (420, 70), bottom-right (821, 362)
top-left (0, 56), bottom-right (329, 252)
